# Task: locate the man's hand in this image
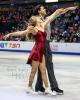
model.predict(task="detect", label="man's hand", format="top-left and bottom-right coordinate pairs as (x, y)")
top-left (60, 6), bottom-right (78, 15)
top-left (68, 6), bottom-right (78, 10)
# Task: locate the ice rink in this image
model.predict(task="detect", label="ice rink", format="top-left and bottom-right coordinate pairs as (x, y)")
top-left (0, 51), bottom-right (80, 100)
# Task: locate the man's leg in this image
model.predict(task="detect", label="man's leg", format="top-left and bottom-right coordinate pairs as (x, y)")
top-left (45, 41), bottom-right (63, 94)
top-left (45, 41), bottom-right (58, 89)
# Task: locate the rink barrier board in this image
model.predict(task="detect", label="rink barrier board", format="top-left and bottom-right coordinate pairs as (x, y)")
top-left (0, 49), bottom-right (80, 56)
top-left (0, 41), bottom-right (80, 55)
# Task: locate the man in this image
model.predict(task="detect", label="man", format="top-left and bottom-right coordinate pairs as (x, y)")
top-left (33, 4), bottom-right (63, 94)
top-left (33, 4), bottom-right (77, 94)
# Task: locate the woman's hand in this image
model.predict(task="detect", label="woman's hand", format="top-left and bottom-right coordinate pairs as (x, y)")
top-left (4, 34), bottom-right (10, 40)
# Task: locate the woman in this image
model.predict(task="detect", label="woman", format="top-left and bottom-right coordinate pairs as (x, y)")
top-left (4, 6), bottom-right (77, 95)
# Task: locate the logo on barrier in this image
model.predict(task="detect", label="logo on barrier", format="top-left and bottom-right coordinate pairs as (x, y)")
top-left (0, 43), bottom-right (8, 48)
top-left (50, 44), bottom-right (58, 51)
top-left (9, 43), bottom-right (20, 48)
top-left (0, 42), bottom-right (20, 49)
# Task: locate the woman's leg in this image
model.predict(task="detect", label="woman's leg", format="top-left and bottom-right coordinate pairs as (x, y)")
top-left (39, 55), bottom-right (48, 88)
top-left (28, 60), bottom-right (39, 87)
top-left (28, 56), bottom-right (56, 95)
top-left (39, 55), bottom-right (57, 95)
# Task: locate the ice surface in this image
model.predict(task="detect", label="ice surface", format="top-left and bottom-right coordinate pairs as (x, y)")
top-left (0, 51), bottom-right (80, 100)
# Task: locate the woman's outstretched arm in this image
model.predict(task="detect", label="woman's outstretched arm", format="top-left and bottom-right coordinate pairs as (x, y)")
top-left (4, 30), bottom-right (28, 40)
top-left (4, 26), bottom-right (35, 39)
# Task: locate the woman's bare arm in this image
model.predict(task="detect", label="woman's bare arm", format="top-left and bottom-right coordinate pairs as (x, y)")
top-left (9, 30), bottom-right (28, 36)
top-left (4, 26), bottom-right (36, 39)
top-left (4, 30), bottom-right (28, 40)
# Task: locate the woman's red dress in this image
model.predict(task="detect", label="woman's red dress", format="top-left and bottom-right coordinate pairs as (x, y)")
top-left (27, 30), bottom-right (46, 64)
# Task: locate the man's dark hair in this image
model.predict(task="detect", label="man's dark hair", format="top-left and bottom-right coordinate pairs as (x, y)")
top-left (33, 4), bottom-right (44, 16)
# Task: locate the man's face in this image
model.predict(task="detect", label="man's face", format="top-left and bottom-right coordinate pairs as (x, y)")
top-left (38, 6), bottom-right (46, 16)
